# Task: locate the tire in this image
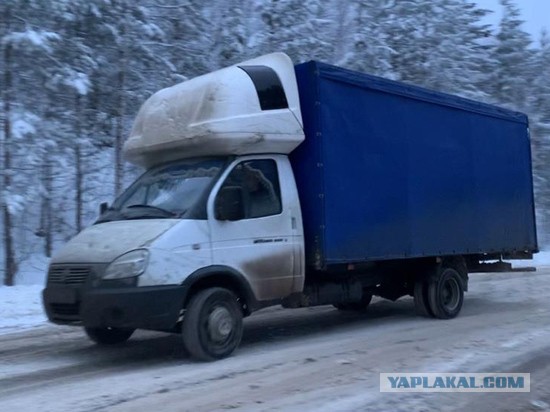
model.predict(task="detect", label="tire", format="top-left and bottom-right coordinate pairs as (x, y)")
top-left (334, 293), bottom-right (373, 311)
top-left (427, 267), bottom-right (464, 319)
top-left (182, 287), bottom-right (243, 361)
top-left (84, 326), bottom-right (135, 345)
top-left (414, 279), bottom-right (434, 317)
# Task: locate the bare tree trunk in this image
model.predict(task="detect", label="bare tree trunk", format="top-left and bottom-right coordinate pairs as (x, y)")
top-left (114, 27), bottom-right (126, 197)
top-left (45, 160), bottom-right (53, 257)
top-left (2, 19), bottom-right (17, 286)
top-left (332, 0), bottom-right (351, 65)
top-left (75, 94), bottom-right (83, 233)
top-left (41, 160), bottom-right (53, 257)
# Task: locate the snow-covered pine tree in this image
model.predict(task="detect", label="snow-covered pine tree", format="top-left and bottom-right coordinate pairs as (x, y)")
top-left (426, 0), bottom-right (493, 99)
top-left (344, 0), bottom-right (394, 77)
top-left (254, 0), bottom-right (326, 63)
top-left (489, 0), bottom-right (534, 111)
top-left (532, 30), bottom-right (550, 133)
top-left (203, 0), bottom-right (248, 69)
top-left (42, 0), bottom-right (95, 239)
top-left (384, 0), bottom-right (492, 98)
top-left (80, 0), bottom-right (166, 196)
top-left (149, 0), bottom-right (210, 78)
top-left (530, 29), bottom-right (550, 245)
top-left (0, 0), bottom-right (61, 285)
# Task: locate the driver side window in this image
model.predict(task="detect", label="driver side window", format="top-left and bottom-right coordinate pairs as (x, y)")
top-left (219, 159), bottom-right (282, 219)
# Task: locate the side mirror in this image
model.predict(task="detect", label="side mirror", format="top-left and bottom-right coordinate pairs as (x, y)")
top-left (99, 202), bottom-right (109, 215)
top-left (215, 186), bottom-right (245, 221)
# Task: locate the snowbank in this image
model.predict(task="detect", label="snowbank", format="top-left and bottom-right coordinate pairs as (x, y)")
top-left (0, 285), bottom-right (47, 334)
top-left (0, 255), bottom-right (48, 334)
top-left (16, 254), bottom-right (49, 285)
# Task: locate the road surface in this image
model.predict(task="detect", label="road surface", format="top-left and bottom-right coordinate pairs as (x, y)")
top-left (1, 270), bottom-right (550, 412)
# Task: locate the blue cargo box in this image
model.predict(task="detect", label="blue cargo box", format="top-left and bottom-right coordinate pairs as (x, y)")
top-left (290, 61), bottom-right (538, 269)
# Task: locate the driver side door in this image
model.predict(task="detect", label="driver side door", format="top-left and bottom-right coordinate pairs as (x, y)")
top-left (208, 157), bottom-right (295, 301)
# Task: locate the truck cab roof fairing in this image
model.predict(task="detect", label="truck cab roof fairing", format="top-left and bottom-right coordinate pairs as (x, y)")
top-left (238, 65), bottom-right (289, 110)
top-left (124, 53), bottom-right (305, 168)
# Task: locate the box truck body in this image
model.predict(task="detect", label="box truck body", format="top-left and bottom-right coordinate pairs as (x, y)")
top-left (291, 61), bottom-right (537, 269)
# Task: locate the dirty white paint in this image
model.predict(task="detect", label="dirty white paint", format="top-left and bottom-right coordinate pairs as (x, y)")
top-left (206, 154), bottom-right (304, 301)
top-left (124, 53), bottom-right (305, 168)
top-left (51, 219), bottom-right (212, 286)
top-left (50, 220), bottom-right (179, 264)
top-left (51, 155), bottom-right (306, 300)
top-left (139, 220), bottom-right (212, 286)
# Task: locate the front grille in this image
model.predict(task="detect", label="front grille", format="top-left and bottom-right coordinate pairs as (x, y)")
top-left (50, 303), bottom-right (80, 318)
top-left (48, 266), bottom-right (91, 285)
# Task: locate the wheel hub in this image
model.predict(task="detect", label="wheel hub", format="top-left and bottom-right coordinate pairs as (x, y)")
top-left (442, 277), bottom-right (460, 311)
top-left (208, 306), bottom-right (233, 343)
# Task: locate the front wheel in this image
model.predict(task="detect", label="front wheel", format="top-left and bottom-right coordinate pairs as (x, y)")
top-left (428, 267), bottom-right (464, 319)
top-left (182, 287), bottom-right (243, 361)
top-left (84, 326), bottom-right (135, 345)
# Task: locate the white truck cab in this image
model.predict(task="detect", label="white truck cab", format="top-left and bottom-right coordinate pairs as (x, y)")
top-left (43, 53), bottom-right (306, 360)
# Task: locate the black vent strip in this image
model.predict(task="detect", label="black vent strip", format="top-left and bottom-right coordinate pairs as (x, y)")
top-left (50, 303), bottom-right (80, 317)
top-left (238, 65), bottom-right (289, 111)
top-left (48, 266), bottom-right (91, 285)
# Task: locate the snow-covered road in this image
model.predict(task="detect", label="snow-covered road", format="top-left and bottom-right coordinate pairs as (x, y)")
top-left (1, 269), bottom-right (550, 412)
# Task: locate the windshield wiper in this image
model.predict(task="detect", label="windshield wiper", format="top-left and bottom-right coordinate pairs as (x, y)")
top-left (125, 204), bottom-right (177, 217)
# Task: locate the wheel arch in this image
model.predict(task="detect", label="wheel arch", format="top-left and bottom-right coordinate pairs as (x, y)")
top-left (183, 266), bottom-right (258, 316)
top-left (441, 256), bottom-right (468, 291)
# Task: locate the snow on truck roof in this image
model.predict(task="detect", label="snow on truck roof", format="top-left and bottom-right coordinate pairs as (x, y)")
top-left (124, 53), bottom-right (305, 168)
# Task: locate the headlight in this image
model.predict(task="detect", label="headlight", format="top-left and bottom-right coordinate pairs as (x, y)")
top-left (103, 249), bottom-right (149, 280)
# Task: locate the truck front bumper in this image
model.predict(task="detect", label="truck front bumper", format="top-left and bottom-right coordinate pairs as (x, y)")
top-left (44, 285), bottom-right (187, 332)
top-left (82, 285), bottom-right (187, 331)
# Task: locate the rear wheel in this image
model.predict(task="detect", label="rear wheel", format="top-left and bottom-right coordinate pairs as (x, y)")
top-left (84, 327), bottom-right (135, 345)
top-left (334, 293), bottom-right (373, 311)
top-left (428, 267), bottom-right (464, 319)
top-left (182, 287), bottom-right (243, 361)
top-left (413, 279), bottom-right (433, 317)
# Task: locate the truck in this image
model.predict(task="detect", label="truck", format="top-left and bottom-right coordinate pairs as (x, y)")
top-left (43, 53), bottom-right (538, 361)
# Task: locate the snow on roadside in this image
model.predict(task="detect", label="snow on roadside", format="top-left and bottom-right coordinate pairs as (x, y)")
top-left (16, 254), bottom-right (49, 285)
top-left (514, 250), bottom-right (550, 268)
top-left (0, 254), bottom-right (48, 334)
top-left (0, 285), bottom-right (47, 334)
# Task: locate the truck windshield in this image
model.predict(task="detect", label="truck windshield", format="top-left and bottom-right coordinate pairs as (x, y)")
top-left (98, 158), bottom-right (226, 222)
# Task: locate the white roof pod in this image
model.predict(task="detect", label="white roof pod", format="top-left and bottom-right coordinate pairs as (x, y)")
top-left (124, 53), bottom-right (305, 168)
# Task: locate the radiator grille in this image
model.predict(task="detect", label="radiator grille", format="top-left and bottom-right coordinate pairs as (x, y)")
top-left (48, 266), bottom-right (91, 285)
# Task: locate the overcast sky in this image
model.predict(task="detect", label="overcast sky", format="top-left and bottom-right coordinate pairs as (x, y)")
top-left (475, 0), bottom-right (549, 41)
